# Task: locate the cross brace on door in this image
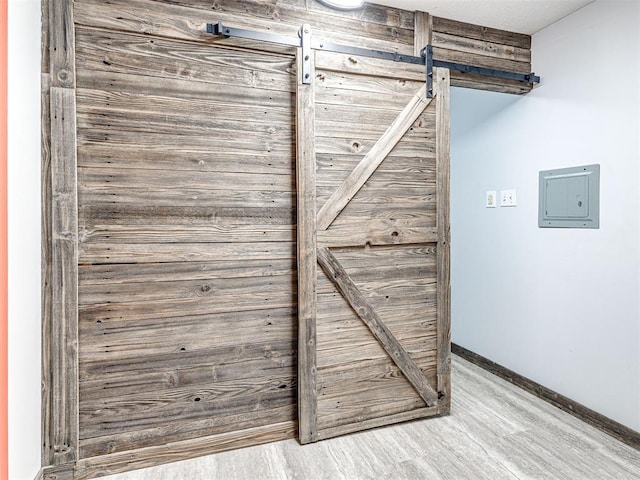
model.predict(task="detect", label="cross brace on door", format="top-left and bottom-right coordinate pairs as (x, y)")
top-left (206, 22), bottom-right (541, 98)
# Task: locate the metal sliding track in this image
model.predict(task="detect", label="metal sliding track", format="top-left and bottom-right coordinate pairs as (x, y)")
top-left (206, 21), bottom-right (540, 97)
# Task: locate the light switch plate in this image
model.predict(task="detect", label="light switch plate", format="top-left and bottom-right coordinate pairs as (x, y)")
top-left (501, 189), bottom-right (517, 207)
top-left (486, 191), bottom-right (497, 208)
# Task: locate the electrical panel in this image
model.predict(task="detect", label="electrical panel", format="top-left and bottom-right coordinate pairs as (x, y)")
top-left (538, 164), bottom-right (600, 229)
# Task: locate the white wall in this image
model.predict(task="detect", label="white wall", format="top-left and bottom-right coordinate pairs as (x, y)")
top-left (8, 0), bottom-right (42, 478)
top-left (451, 0), bottom-right (640, 431)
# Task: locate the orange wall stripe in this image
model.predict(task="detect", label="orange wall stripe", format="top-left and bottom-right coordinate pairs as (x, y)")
top-left (0, 0), bottom-right (8, 478)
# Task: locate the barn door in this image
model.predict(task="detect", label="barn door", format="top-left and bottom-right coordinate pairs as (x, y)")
top-left (296, 49), bottom-right (451, 443)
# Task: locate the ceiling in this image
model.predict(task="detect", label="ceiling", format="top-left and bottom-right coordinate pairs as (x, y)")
top-left (367, 0), bottom-right (594, 34)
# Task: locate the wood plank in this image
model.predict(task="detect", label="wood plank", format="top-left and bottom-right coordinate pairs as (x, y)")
top-left (79, 187), bottom-right (295, 209)
top-left (49, 0), bottom-right (74, 87)
top-left (40, 72), bottom-right (53, 466)
top-left (330, 244), bottom-right (437, 265)
top-left (317, 224), bottom-right (437, 248)
top-left (435, 67), bottom-right (451, 407)
top-left (75, 108), bottom-right (293, 141)
top-left (75, 70), bottom-right (295, 109)
top-left (73, 0), bottom-right (414, 57)
top-left (80, 351), bottom-right (296, 402)
top-left (74, 27), bottom-right (296, 94)
top-left (78, 271), bottom-right (295, 306)
top-left (79, 241), bottom-right (295, 265)
top-left (158, 0), bottom-right (414, 31)
top-left (317, 327), bottom-right (437, 360)
top-left (77, 89), bottom-right (293, 137)
top-left (77, 129), bottom-right (294, 156)
top-left (79, 375), bottom-right (295, 439)
top-left (78, 167), bottom-right (293, 193)
top-left (75, 87), bottom-right (293, 129)
top-left (315, 101), bottom-right (434, 128)
top-left (315, 128), bottom-right (436, 159)
top-left (79, 224), bottom-right (295, 245)
top-left (315, 50), bottom-right (423, 81)
top-left (50, 87), bottom-right (79, 464)
top-left (79, 336), bottom-right (296, 380)
top-left (317, 292), bottom-right (437, 327)
top-left (79, 405), bottom-right (296, 459)
top-left (432, 15), bottom-right (531, 49)
top-left (318, 376), bottom-right (427, 429)
top-left (79, 259), bottom-right (294, 285)
top-left (316, 406), bottom-right (439, 441)
top-left (79, 207), bottom-right (294, 229)
top-left (316, 186), bottom-right (435, 210)
top-left (296, 48), bottom-right (318, 445)
top-left (432, 31), bottom-right (531, 63)
top-left (318, 166), bottom-right (435, 189)
top-left (73, 421), bottom-right (296, 480)
top-left (160, 0), bottom-right (416, 48)
top-left (413, 11), bottom-right (432, 56)
top-left (316, 85), bottom-right (431, 230)
top-left (77, 144), bottom-right (294, 176)
top-left (315, 83), bottom-right (418, 111)
top-left (319, 157), bottom-right (435, 180)
top-left (316, 248), bottom-right (438, 406)
top-left (317, 305), bottom-right (437, 337)
top-left (78, 283), bottom-right (295, 326)
top-left (315, 69), bottom-right (422, 97)
top-left (433, 46), bottom-right (531, 74)
top-left (41, 0), bottom-right (50, 74)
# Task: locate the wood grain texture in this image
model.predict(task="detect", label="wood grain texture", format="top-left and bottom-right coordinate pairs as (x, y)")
top-left (73, 24), bottom-right (298, 461)
top-left (432, 15), bottom-right (531, 49)
top-left (296, 49), bottom-right (318, 445)
top-left (317, 247), bottom-right (438, 407)
top-left (316, 84), bottom-right (431, 230)
top-left (98, 355), bottom-right (640, 480)
top-left (41, 73), bottom-right (54, 467)
top-left (452, 344), bottom-right (640, 451)
top-left (434, 68), bottom-right (451, 410)
top-left (73, 0), bottom-right (414, 57)
top-left (74, 422), bottom-right (296, 480)
top-left (50, 87), bottom-right (79, 465)
top-left (40, 463), bottom-right (75, 480)
top-left (48, 0), bottom-right (75, 87)
top-left (40, 0), bottom-right (536, 473)
top-left (413, 11), bottom-right (432, 57)
top-left (309, 61), bottom-right (445, 442)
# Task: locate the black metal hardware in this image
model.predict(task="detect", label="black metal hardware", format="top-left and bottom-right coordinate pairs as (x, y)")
top-left (311, 40), bottom-right (423, 65)
top-left (423, 45), bottom-right (434, 98)
top-left (207, 21), bottom-right (541, 95)
top-left (206, 22), bottom-right (300, 48)
top-left (432, 59), bottom-right (541, 84)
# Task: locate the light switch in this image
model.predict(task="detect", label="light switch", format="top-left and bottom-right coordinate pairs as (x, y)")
top-left (500, 189), bottom-right (517, 207)
top-left (486, 191), bottom-right (497, 208)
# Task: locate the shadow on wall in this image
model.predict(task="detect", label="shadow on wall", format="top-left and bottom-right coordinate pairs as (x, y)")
top-left (450, 86), bottom-right (522, 142)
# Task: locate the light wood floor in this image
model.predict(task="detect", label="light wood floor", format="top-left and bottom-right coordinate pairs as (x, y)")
top-left (102, 355), bottom-right (640, 479)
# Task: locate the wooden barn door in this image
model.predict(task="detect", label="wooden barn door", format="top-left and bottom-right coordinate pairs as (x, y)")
top-left (71, 26), bottom-right (298, 467)
top-left (297, 50), bottom-right (451, 443)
